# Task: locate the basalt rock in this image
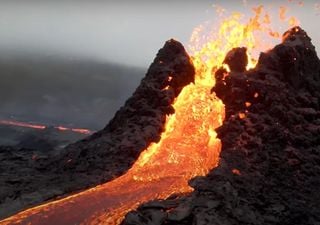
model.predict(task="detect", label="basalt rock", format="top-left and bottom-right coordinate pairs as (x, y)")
top-left (60, 39), bottom-right (195, 173)
top-left (0, 39), bottom-right (195, 219)
top-left (122, 26), bottom-right (320, 225)
top-left (223, 47), bottom-right (248, 73)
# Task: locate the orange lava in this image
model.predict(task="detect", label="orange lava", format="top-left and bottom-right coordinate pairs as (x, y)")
top-left (0, 120), bottom-right (46, 130)
top-left (0, 5), bottom-right (299, 225)
top-left (0, 119), bottom-right (93, 135)
top-left (55, 126), bottom-right (92, 135)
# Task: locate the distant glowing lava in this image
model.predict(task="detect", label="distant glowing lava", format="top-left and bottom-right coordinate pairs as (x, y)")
top-left (0, 119), bottom-right (93, 135)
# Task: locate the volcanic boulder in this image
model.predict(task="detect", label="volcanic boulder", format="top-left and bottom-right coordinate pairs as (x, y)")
top-left (122, 27), bottom-right (320, 225)
top-left (223, 47), bottom-right (248, 73)
top-left (0, 39), bottom-right (195, 219)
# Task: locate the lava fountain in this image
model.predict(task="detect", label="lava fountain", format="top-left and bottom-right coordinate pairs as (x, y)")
top-left (0, 5), bottom-right (298, 225)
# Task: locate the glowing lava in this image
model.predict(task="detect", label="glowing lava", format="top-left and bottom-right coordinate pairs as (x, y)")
top-left (0, 5), bottom-right (299, 225)
top-left (0, 119), bottom-right (93, 135)
top-left (0, 120), bottom-right (46, 130)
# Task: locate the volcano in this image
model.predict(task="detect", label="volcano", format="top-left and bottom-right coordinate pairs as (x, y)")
top-left (122, 27), bottom-right (320, 225)
top-left (0, 13), bottom-right (320, 225)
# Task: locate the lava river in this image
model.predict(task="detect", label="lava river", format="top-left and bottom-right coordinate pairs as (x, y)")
top-left (0, 5), bottom-right (298, 225)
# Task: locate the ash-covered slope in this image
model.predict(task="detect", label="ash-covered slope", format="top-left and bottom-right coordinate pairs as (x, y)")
top-left (122, 27), bottom-right (320, 225)
top-left (0, 40), bottom-right (194, 219)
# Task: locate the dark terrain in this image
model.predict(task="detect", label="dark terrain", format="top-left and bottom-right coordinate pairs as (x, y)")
top-left (122, 27), bottom-right (320, 225)
top-left (0, 124), bottom-right (90, 150)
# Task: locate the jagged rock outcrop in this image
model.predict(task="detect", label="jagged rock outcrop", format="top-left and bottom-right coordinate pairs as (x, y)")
top-left (223, 47), bottom-right (248, 73)
top-left (0, 39), bottom-right (195, 219)
top-left (58, 39), bottom-right (194, 179)
top-left (122, 27), bottom-right (320, 225)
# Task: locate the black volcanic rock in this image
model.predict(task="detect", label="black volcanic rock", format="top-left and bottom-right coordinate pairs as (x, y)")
top-left (59, 39), bottom-right (194, 173)
top-left (223, 47), bottom-right (248, 73)
top-left (0, 39), bottom-right (195, 219)
top-left (122, 27), bottom-right (320, 225)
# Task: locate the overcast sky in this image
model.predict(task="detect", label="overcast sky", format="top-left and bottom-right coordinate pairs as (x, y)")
top-left (0, 0), bottom-right (319, 67)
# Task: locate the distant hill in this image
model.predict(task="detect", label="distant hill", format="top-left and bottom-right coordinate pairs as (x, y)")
top-left (0, 53), bottom-right (146, 129)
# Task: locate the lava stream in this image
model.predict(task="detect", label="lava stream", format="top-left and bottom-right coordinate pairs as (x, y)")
top-left (0, 119), bottom-right (93, 135)
top-left (0, 120), bottom-right (46, 130)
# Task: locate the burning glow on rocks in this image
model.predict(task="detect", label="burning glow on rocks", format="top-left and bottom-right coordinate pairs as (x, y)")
top-left (0, 5), bottom-right (300, 225)
top-left (239, 112), bottom-right (246, 119)
top-left (245, 102), bottom-right (252, 107)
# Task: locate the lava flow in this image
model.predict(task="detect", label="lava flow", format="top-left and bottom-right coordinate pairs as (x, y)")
top-left (0, 119), bottom-right (93, 135)
top-left (0, 120), bottom-right (46, 130)
top-left (0, 5), bottom-right (299, 225)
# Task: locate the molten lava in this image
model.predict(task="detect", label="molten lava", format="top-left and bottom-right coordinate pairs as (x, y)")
top-left (0, 119), bottom-right (93, 135)
top-left (0, 5), bottom-right (300, 225)
top-left (0, 120), bottom-right (46, 130)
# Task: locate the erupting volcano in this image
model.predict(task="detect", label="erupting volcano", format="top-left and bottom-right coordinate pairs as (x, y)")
top-left (1, 4), bottom-right (320, 225)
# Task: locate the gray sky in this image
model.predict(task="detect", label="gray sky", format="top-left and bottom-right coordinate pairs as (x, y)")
top-left (0, 0), bottom-right (319, 67)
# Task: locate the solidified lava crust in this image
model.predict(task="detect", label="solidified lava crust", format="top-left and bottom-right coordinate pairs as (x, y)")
top-left (122, 27), bottom-right (320, 225)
